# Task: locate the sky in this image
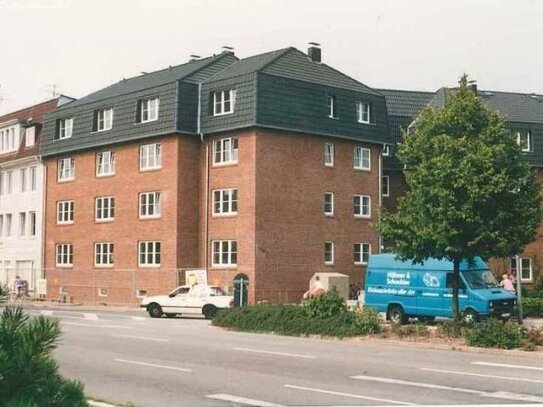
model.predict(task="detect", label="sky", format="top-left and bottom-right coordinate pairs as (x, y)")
top-left (0, 0), bottom-right (542, 114)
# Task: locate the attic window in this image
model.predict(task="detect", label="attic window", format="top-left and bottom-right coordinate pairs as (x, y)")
top-left (56, 118), bottom-right (73, 140)
top-left (213, 90), bottom-right (236, 116)
top-left (328, 95), bottom-right (338, 119)
top-left (137, 97), bottom-right (159, 123)
top-left (25, 126), bottom-right (36, 147)
top-left (94, 108), bottom-right (113, 132)
top-left (516, 131), bottom-right (531, 152)
top-left (382, 144), bottom-right (391, 157)
top-left (0, 127), bottom-right (18, 153)
top-left (356, 102), bottom-right (371, 124)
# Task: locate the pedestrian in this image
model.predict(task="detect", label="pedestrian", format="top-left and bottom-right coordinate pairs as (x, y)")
top-left (500, 273), bottom-right (516, 294)
top-left (13, 275), bottom-right (24, 299)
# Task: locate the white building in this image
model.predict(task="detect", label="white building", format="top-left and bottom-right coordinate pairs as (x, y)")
top-left (0, 97), bottom-right (70, 293)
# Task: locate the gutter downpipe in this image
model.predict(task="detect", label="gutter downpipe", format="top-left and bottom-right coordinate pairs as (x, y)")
top-left (197, 83), bottom-right (209, 270)
top-left (378, 149), bottom-right (383, 253)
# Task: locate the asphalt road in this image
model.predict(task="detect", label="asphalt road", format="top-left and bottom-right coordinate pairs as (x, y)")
top-left (16, 307), bottom-right (543, 406)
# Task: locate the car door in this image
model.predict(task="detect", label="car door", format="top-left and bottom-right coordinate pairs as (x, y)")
top-left (183, 285), bottom-right (208, 314)
top-left (162, 287), bottom-right (190, 313)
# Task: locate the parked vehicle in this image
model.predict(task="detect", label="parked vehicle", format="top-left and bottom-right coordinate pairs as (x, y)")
top-left (140, 284), bottom-right (233, 319)
top-left (364, 253), bottom-right (517, 324)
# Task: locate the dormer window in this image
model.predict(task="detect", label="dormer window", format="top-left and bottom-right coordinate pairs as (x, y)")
top-left (357, 102), bottom-right (371, 124)
top-left (56, 118), bottom-right (73, 140)
top-left (382, 144), bottom-right (391, 157)
top-left (516, 131), bottom-right (531, 152)
top-left (94, 108), bottom-right (113, 132)
top-left (25, 126), bottom-right (36, 147)
top-left (328, 95), bottom-right (338, 119)
top-left (0, 127), bottom-right (18, 153)
top-left (137, 97), bottom-right (159, 123)
top-left (213, 90), bottom-right (236, 116)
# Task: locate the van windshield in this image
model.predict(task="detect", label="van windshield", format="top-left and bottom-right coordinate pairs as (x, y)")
top-left (461, 269), bottom-right (499, 289)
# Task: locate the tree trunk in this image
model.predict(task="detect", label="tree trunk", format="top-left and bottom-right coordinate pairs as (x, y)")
top-left (452, 258), bottom-right (461, 322)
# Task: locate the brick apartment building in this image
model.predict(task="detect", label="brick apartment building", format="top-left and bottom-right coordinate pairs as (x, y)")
top-left (40, 45), bottom-right (390, 304)
top-left (379, 87), bottom-right (543, 287)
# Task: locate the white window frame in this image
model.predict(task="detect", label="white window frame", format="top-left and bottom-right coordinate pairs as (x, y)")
top-left (354, 195), bottom-right (371, 218)
top-left (5, 214), bottom-right (11, 237)
top-left (382, 144), bottom-right (390, 157)
top-left (94, 242), bottom-right (114, 267)
top-left (138, 241), bottom-right (161, 267)
top-left (382, 175), bottom-right (390, 197)
top-left (357, 102), bottom-right (371, 124)
top-left (324, 242), bottom-right (334, 265)
top-left (324, 192), bottom-right (334, 216)
top-left (29, 211), bottom-right (36, 237)
top-left (213, 89), bottom-right (236, 116)
top-left (516, 131), bottom-right (531, 152)
top-left (57, 158), bottom-right (75, 182)
top-left (139, 191), bottom-right (161, 219)
top-left (19, 212), bottom-right (26, 237)
top-left (96, 151), bottom-right (116, 177)
top-left (0, 214), bottom-right (3, 237)
top-left (96, 108), bottom-right (113, 132)
top-left (354, 147), bottom-right (371, 170)
top-left (520, 257), bottom-right (533, 282)
top-left (324, 142), bottom-right (334, 167)
top-left (95, 196), bottom-right (115, 222)
top-left (213, 137), bottom-right (239, 166)
top-left (212, 188), bottom-right (238, 216)
top-left (57, 201), bottom-right (74, 225)
top-left (140, 98), bottom-right (159, 123)
top-left (354, 243), bottom-right (371, 265)
top-left (6, 171), bottom-right (13, 194)
top-left (211, 240), bottom-right (237, 267)
top-left (20, 168), bottom-right (27, 193)
top-left (25, 126), bottom-right (35, 147)
top-left (139, 143), bottom-right (162, 171)
top-left (30, 166), bottom-right (37, 191)
top-left (0, 127), bottom-right (18, 154)
top-left (56, 244), bottom-right (73, 267)
top-left (57, 118), bottom-right (73, 140)
top-left (328, 95), bottom-right (338, 119)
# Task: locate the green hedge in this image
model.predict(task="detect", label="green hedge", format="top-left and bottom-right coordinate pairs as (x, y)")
top-left (522, 297), bottom-right (543, 317)
top-left (465, 319), bottom-right (523, 349)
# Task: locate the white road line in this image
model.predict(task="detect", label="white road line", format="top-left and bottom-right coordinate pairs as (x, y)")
top-left (40, 310), bottom-right (54, 316)
top-left (206, 394), bottom-right (284, 406)
top-left (472, 361), bottom-right (543, 372)
top-left (111, 334), bottom-right (168, 342)
top-left (350, 375), bottom-right (543, 403)
top-left (284, 384), bottom-right (413, 405)
top-left (232, 347), bottom-right (316, 359)
top-left (421, 367), bottom-right (543, 384)
top-left (131, 316), bottom-right (146, 321)
top-left (84, 313), bottom-right (99, 320)
top-left (114, 358), bottom-right (191, 372)
top-left (62, 321), bottom-right (131, 329)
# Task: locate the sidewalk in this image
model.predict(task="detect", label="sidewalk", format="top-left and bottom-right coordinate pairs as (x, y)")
top-left (6, 299), bottom-right (143, 313)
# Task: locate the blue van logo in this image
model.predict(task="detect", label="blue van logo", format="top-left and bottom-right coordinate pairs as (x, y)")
top-left (422, 273), bottom-right (440, 288)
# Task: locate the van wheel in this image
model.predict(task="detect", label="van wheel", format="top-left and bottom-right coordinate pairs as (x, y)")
top-left (148, 303), bottom-right (163, 318)
top-left (203, 305), bottom-right (218, 320)
top-left (463, 309), bottom-right (479, 324)
top-left (388, 305), bottom-right (407, 325)
top-left (418, 316), bottom-right (435, 323)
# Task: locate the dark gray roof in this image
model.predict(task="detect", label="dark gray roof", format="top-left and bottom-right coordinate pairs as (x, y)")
top-left (59, 53), bottom-right (236, 109)
top-left (376, 89), bottom-right (435, 117)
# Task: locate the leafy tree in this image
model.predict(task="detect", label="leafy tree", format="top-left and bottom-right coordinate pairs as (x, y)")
top-left (379, 75), bottom-right (542, 321)
top-left (0, 284), bottom-right (86, 406)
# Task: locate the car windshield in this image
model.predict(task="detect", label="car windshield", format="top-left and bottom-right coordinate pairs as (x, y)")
top-left (461, 269), bottom-right (499, 289)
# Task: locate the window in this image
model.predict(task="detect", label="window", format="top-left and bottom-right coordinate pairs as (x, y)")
top-left (354, 147), bottom-right (371, 170)
top-left (138, 241), bottom-right (161, 267)
top-left (356, 102), bottom-right (371, 123)
top-left (512, 257), bottom-right (533, 282)
top-left (56, 118), bottom-right (73, 140)
top-left (324, 143), bottom-right (334, 167)
top-left (96, 151), bottom-right (115, 177)
top-left (212, 240), bottom-right (237, 267)
top-left (382, 175), bottom-right (390, 197)
top-left (30, 166), bottom-right (37, 191)
top-left (20, 168), bottom-right (27, 193)
top-left (138, 97), bottom-right (159, 123)
top-left (139, 192), bottom-right (161, 218)
top-left (213, 89), bottom-right (236, 116)
top-left (5, 214), bottom-right (11, 237)
top-left (25, 126), bottom-right (35, 147)
top-left (382, 144), bottom-right (391, 157)
top-left (0, 172), bottom-right (4, 196)
top-left (0, 127), bottom-right (18, 153)
top-left (95, 196), bottom-right (115, 221)
top-left (57, 201), bottom-right (74, 224)
top-left (19, 212), bottom-right (26, 237)
top-left (324, 192), bottom-right (334, 216)
top-left (0, 215), bottom-right (3, 237)
top-left (212, 189), bottom-right (238, 216)
top-left (213, 137), bottom-right (238, 165)
top-left (95, 108), bottom-right (113, 131)
top-left (516, 131), bottom-right (531, 152)
top-left (95, 243), bottom-right (114, 267)
top-left (139, 143), bottom-right (162, 170)
top-left (56, 244), bottom-right (73, 267)
top-left (354, 243), bottom-right (371, 265)
top-left (328, 95), bottom-right (338, 119)
top-left (353, 195), bottom-right (371, 218)
top-left (324, 242), bottom-right (334, 265)
top-left (57, 158), bottom-right (75, 181)
top-left (29, 212), bottom-right (36, 237)
top-left (446, 273), bottom-right (466, 290)
top-left (6, 171), bottom-right (12, 194)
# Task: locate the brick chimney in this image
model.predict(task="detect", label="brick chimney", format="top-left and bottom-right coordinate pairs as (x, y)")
top-left (308, 42), bottom-right (321, 63)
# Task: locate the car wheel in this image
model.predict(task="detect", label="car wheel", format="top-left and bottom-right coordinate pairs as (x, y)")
top-left (462, 308), bottom-right (479, 324)
top-left (388, 305), bottom-right (407, 325)
top-left (418, 316), bottom-right (435, 323)
top-left (203, 305), bottom-right (218, 320)
top-left (165, 313), bottom-right (177, 318)
top-left (148, 303), bottom-right (163, 318)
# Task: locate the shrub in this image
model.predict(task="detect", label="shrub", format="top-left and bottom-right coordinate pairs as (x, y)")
top-left (526, 290), bottom-right (543, 299)
top-left (303, 289), bottom-right (347, 319)
top-left (465, 318), bottom-right (522, 349)
top-left (390, 322), bottom-right (429, 338)
top-left (522, 297), bottom-right (543, 317)
top-left (437, 321), bottom-right (467, 338)
top-left (523, 326), bottom-right (543, 347)
top-left (353, 308), bottom-right (382, 335)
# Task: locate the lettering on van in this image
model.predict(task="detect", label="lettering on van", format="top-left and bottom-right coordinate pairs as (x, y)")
top-left (367, 287), bottom-right (416, 296)
top-left (386, 272), bottom-right (411, 286)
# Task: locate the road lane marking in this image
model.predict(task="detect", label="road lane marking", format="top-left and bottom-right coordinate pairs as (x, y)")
top-left (472, 361), bottom-right (543, 372)
top-left (62, 322), bottom-right (131, 329)
top-left (284, 384), bottom-right (413, 405)
top-left (114, 358), bottom-right (191, 372)
top-left (232, 347), bottom-right (316, 359)
top-left (112, 334), bottom-right (168, 342)
top-left (421, 367), bottom-right (543, 384)
top-left (84, 313), bottom-right (99, 320)
top-left (41, 310), bottom-right (54, 316)
top-left (350, 375), bottom-right (543, 403)
top-left (206, 394), bottom-right (284, 406)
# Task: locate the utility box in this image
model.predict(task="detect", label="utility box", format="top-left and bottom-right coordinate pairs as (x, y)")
top-left (309, 272), bottom-right (350, 301)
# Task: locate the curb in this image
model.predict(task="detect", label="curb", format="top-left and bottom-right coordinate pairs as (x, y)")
top-left (88, 400), bottom-right (118, 407)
